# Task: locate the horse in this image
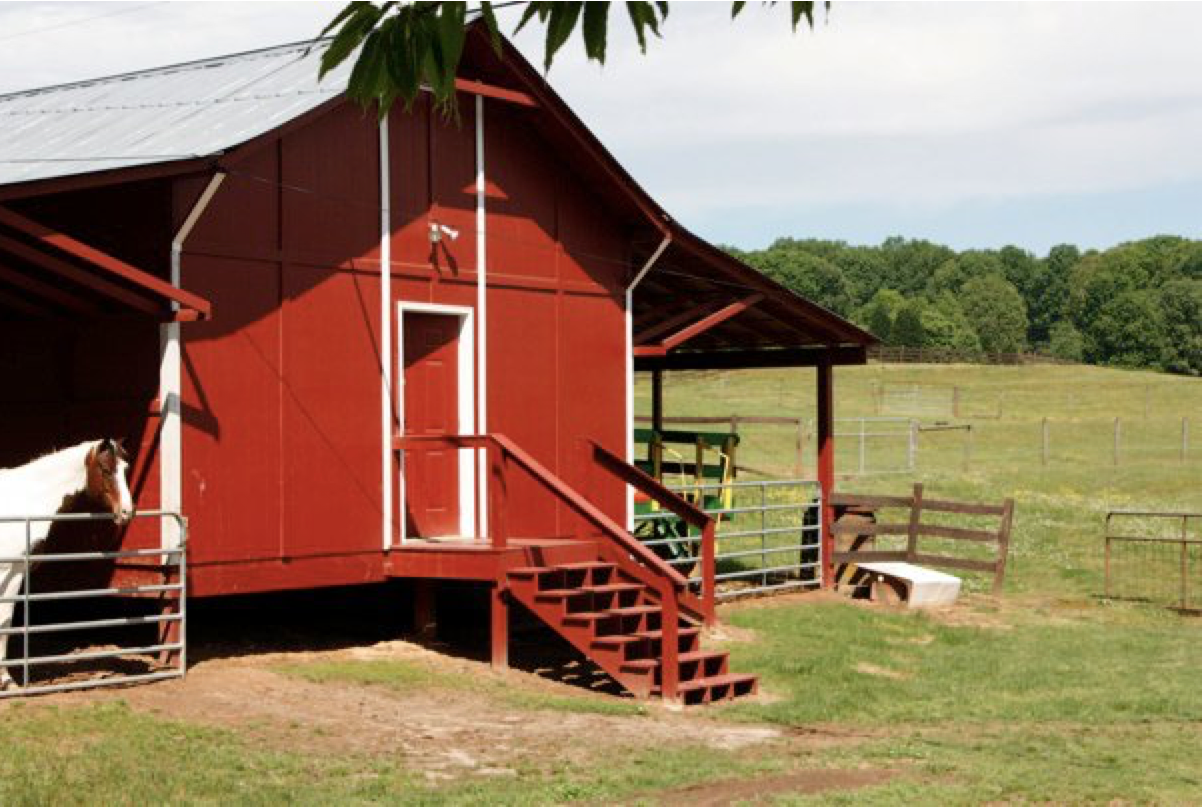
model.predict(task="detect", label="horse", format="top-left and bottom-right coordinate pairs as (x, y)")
top-left (0, 439), bottom-right (133, 691)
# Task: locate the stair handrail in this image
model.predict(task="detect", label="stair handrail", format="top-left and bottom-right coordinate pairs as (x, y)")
top-left (394, 432), bottom-right (691, 700)
top-left (590, 441), bottom-right (717, 624)
top-left (392, 433), bottom-right (690, 591)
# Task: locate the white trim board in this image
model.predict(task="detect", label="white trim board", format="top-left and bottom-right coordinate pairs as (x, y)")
top-left (395, 302), bottom-right (477, 543)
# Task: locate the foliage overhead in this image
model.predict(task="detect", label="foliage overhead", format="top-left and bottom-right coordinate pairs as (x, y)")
top-left (317, 1), bottom-right (824, 116)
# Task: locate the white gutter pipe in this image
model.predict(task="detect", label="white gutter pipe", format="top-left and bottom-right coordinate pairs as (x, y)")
top-left (161, 171), bottom-right (225, 550)
top-left (624, 234), bottom-right (672, 528)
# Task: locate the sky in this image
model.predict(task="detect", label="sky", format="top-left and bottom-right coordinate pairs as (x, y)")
top-left (0, 1), bottom-right (1200, 255)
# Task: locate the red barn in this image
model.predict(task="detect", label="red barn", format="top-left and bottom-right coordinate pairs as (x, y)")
top-left (0, 31), bottom-right (874, 702)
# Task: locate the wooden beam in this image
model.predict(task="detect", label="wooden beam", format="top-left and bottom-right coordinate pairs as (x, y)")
top-left (0, 286), bottom-right (52, 318)
top-left (633, 297), bottom-right (723, 346)
top-left (0, 261), bottom-right (98, 313)
top-left (659, 294), bottom-right (763, 351)
top-left (0, 232), bottom-right (162, 316)
top-left (0, 206), bottom-right (211, 318)
top-left (455, 78), bottom-right (537, 108)
top-left (0, 158), bottom-right (216, 203)
top-left (635, 345), bottom-right (867, 372)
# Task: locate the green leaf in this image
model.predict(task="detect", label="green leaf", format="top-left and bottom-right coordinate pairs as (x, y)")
top-left (543, 2), bottom-right (584, 70)
top-left (581, 2), bottom-right (610, 63)
top-left (626, 1), bottom-right (664, 53)
top-left (731, 1), bottom-right (746, 19)
top-left (791, 1), bottom-right (816, 31)
top-left (477, 1), bottom-right (503, 55)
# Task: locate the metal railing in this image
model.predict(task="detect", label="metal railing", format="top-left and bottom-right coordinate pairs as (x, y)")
top-left (634, 478), bottom-right (822, 601)
top-left (0, 510), bottom-right (186, 698)
top-left (1104, 510), bottom-right (1202, 611)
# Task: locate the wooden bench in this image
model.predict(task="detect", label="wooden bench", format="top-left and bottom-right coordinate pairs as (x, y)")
top-left (830, 483), bottom-right (1015, 596)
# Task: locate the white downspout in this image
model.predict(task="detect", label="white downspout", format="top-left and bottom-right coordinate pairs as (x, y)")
top-left (624, 234), bottom-right (672, 528)
top-left (475, 94), bottom-right (489, 538)
top-left (380, 116), bottom-right (393, 550)
top-left (161, 171), bottom-right (225, 550)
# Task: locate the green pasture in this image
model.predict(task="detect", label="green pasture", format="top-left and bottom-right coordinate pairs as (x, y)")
top-left (2, 361), bottom-right (1201, 805)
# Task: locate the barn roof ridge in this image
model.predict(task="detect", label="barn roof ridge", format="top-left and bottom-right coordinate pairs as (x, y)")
top-left (0, 38), bottom-right (328, 103)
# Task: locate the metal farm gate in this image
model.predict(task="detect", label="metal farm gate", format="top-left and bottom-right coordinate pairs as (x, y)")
top-left (634, 478), bottom-right (823, 601)
top-left (0, 511), bottom-right (186, 698)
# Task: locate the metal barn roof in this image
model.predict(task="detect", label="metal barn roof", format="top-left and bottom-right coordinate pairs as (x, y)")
top-left (0, 41), bottom-right (349, 187)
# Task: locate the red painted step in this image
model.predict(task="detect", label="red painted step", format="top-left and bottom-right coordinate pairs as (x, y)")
top-left (507, 559), bottom-right (757, 703)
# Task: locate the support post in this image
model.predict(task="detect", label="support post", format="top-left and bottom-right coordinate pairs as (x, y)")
top-left (491, 579), bottom-right (509, 669)
top-left (651, 369), bottom-right (664, 434)
top-left (816, 357), bottom-right (835, 588)
top-left (413, 579), bottom-right (436, 639)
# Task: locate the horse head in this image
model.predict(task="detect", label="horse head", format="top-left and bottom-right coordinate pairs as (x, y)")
top-left (85, 439), bottom-right (134, 525)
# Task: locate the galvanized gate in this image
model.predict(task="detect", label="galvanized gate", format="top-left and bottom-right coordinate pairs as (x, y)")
top-left (634, 478), bottom-right (823, 601)
top-left (0, 510), bottom-right (186, 698)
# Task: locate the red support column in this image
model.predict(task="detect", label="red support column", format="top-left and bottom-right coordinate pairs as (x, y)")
top-left (413, 579), bottom-right (436, 639)
top-left (816, 357), bottom-right (836, 588)
top-left (490, 579), bottom-right (509, 669)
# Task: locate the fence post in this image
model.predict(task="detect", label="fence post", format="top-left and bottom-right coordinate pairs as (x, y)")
top-left (964, 424), bottom-right (973, 468)
top-left (1104, 513), bottom-right (1113, 599)
top-left (908, 419), bottom-right (918, 471)
top-left (1182, 516), bottom-right (1189, 611)
top-left (795, 417), bottom-right (805, 477)
top-left (1041, 417), bottom-right (1049, 466)
top-left (953, 386), bottom-right (961, 418)
top-left (858, 417), bottom-right (866, 476)
top-left (1183, 417), bottom-right (1189, 463)
top-left (906, 482), bottom-right (924, 561)
top-left (1113, 418), bottom-right (1121, 466)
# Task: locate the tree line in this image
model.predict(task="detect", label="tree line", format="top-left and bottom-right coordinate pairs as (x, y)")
top-left (727, 236), bottom-right (1202, 375)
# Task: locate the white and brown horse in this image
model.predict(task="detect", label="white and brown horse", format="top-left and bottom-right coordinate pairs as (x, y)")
top-left (0, 439), bottom-right (133, 690)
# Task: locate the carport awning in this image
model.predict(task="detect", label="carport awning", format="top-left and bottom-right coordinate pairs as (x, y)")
top-left (631, 226), bottom-right (876, 372)
top-left (0, 205), bottom-right (210, 322)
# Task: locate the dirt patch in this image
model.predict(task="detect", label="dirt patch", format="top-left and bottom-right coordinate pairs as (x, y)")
top-left (854, 662), bottom-right (909, 680)
top-left (37, 640), bottom-right (792, 782)
top-left (641, 767), bottom-right (897, 806)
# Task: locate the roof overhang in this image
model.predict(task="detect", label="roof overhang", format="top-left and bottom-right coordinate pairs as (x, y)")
top-left (0, 205), bottom-right (210, 322)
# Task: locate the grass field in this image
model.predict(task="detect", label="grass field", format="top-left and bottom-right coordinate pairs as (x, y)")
top-left (2, 361), bottom-right (1201, 805)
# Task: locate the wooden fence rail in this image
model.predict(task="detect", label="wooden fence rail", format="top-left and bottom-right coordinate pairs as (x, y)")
top-left (830, 483), bottom-right (1015, 594)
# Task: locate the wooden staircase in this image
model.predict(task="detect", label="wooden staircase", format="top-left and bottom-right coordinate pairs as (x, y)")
top-left (508, 559), bottom-right (757, 704)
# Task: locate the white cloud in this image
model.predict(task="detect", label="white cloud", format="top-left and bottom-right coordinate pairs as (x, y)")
top-left (0, 1), bottom-right (1198, 249)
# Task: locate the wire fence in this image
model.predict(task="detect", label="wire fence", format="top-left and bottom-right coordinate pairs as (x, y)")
top-left (633, 478), bottom-right (822, 601)
top-left (1104, 511), bottom-right (1202, 611)
top-left (0, 510), bottom-right (186, 698)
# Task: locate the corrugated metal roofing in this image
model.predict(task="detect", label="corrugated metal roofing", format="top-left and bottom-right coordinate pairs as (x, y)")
top-left (0, 40), bottom-right (351, 187)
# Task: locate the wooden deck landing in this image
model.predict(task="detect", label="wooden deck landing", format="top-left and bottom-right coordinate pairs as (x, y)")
top-left (387, 537), bottom-right (599, 581)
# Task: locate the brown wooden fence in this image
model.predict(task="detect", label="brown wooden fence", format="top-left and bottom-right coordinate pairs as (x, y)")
top-left (869, 346), bottom-right (1071, 366)
top-left (830, 483), bottom-right (1015, 594)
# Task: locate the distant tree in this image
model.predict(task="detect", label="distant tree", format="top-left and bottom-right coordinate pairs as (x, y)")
top-left (741, 245), bottom-right (852, 315)
top-left (879, 236), bottom-right (956, 295)
top-left (829, 246), bottom-right (889, 307)
top-left (1047, 321), bottom-right (1085, 363)
top-left (889, 300), bottom-right (927, 346)
top-left (928, 251), bottom-right (1005, 296)
top-left (1158, 279), bottom-right (1202, 375)
top-left (1087, 290), bottom-right (1168, 369)
top-left (959, 274), bottom-right (1029, 354)
top-left (1028, 244), bottom-right (1080, 346)
top-left (857, 288), bottom-right (905, 343)
top-left (921, 293), bottom-right (981, 352)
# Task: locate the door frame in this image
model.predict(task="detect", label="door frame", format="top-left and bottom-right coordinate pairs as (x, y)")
top-left (396, 301), bottom-right (477, 544)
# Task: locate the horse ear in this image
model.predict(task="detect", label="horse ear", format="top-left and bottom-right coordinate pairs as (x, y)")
top-left (99, 438), bottom-right (114, 456)
top-left (115, 438), bottom-right (129, 460)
